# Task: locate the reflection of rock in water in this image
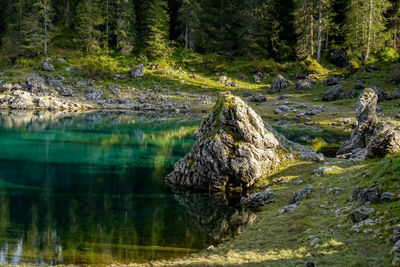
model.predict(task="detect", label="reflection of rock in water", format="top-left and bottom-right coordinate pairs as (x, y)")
top-left (173, 192), bottom-right (257, 241)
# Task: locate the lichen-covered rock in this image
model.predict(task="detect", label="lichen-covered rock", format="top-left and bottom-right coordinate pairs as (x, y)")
top-left (166, 92), bottom-right (283, 192)
top-left (338, 89), bottom-right (400, 158)
top-left (269, 74), bottom-right (290, 94)
top-left (240, 189), bottom-right (274, 208)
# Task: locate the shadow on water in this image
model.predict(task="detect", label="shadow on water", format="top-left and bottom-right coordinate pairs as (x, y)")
top-left (0, 110), bottom-right (256, 265)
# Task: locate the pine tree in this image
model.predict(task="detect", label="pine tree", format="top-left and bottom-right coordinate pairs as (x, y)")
top-left (294, 0), bottom-right (316, 59)
top-left (388, 1), bottom-right (400, 52)
top-left (75, 0), bottom-right (104, 53)
top-left (177, 0), bottom-right (201, 50)
top-left (143, 0), bottom-right (170, 58)
top-left (115, 0), bottom-right (136, 55)
top-left (345, 0), bottom-right (391, 62)
top-left (20, 0), bottom-right (53, 56)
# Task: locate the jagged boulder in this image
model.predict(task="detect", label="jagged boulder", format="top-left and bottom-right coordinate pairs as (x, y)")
top-left (337, 89), bottom-right (400, 159)
top-left (166, 92), bottom-right (321, 192)
top-left (296, 79), bottom-right (313, 92)
top-left (269, 74), bottom-right (290, 94)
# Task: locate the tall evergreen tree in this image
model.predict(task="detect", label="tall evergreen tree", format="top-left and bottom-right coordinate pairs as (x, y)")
top-left (115, 0), bottom-right (136, 55)
top-left (177, 0), bottom-right (201, 50)
top-left (75, 0), bottom-right (104, 53)
top-left (143, 0), bottom-right (170, 58)
top-left (345, 0), bottom-right (391, 62)
top-left (20, 0), bottom-right (53, 56)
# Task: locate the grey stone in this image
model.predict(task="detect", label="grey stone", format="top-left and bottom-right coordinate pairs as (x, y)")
top-left (195, 95), bottom-right (215, 106)
top-left (296, 79), bottom-right (313, 92)
top-left (351, 219), bottom-right (375, 231)
top-left (392, 240), bottom-right (400, 255)
top-left (306, 105), bottom-right (324, 116)
top-left (250, 93), bottom-right (266, 102)
top-left (349, 207), bottom-right (375, 223)
top-left (243, 89), bottom-right (252, 97)
top-left (338, 89), bottom-right (400, 158)
top-left (292, 184), bottom-right (313, 203)
top-left (269, 74), bottom-right (290, 94)
top-left (42, 58), bottom-right (55, 71)
top-left (59, 86), bottom-right (73, 97)
top-left (278, 203), bottom-right (300, 214)
top-left (381, 192), bottom-right (395, 202)
top-left (310, 237), bottom-right (320, 247)
top-left (322, 85), bottom-right (356, 102)
top-left (86, 87), bottom-right (103, 100)
top-left (109, 85), bottom-right (121, 96)
top-left (350, 185), bottom-right (381, 204)
top-left (393, 226), bottom-right (400, 243)
top-left (130, 64), bottom-right (145, 78)
top-left (274, 105), bottom-right (291, 114)
top-left (371, 86), bottom-right (384, 102)
top-left (240, 190), bottom-right (275, 208)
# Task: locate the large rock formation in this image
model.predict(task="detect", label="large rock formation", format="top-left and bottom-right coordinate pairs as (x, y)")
top-left (166, 92), bottom-right (321, 192)
top-left (337, 88), bottom-right (400, 159)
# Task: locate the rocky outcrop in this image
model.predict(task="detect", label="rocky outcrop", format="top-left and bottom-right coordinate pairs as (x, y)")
top-left (166, 92), bottom-right (321, 192)
top-left (337, 89), bottom-right (400, 159)
top-left (130, 64), bottom-right (145, 78)
top-left (350, 185), bottom-right (381, 204)
top-left (86, 87), bottom-right (103, 100)
top-left (349, 206), bottom-right (375, 223)
top-left (269, 74), bottom-right (290, 94)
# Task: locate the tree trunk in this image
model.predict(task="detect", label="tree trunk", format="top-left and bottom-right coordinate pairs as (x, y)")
top-left (185, 22), bottom-right (188, 49)
top-left (365, 0), bottom-right (373, 63)
top-left (106, 0), bottom-right (109, 48)
top-left (44, 0), bottom-right (48, 56)
top-left (310, 13), bottom-right (314, 57)
top-left (65, 0), bottom-right (70, 28)
top-left (317, 0), bottom-right (322, 63)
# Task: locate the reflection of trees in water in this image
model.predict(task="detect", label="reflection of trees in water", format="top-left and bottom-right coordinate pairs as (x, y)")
top-left (173, 192), bottom-right (257, 242)
top-left (0, 190), bottom-right (209, 265)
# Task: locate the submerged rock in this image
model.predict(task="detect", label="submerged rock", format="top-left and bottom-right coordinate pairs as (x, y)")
top-left (166, 92), bottom-right (321, 192)
top-left (337, 89), bottom-right (400, 159)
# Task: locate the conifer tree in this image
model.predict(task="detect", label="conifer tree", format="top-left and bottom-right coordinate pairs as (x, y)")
top-left (75, 0), bottom-right (104, 53)
top-left (143, 0), bottom-right (170, 58)
top-left (20, 0), bottom-right (53, 56)
top-left (345, 0), bottom-right (391, 62)
top-left (177, 0), bottom-right (201, 50)
top-left (115, 0), bottom-right (136, 55)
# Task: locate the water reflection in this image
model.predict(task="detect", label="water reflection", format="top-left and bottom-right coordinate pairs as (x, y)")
top-left (0, 111), bottom-right (255, 265)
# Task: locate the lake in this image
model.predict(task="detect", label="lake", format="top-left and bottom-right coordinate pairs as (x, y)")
top-left (0, 110), bottom-right (346, 265)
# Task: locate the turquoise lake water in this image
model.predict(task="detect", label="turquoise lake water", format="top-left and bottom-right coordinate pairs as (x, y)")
top-left (0, 111), bottom-right (346, 265)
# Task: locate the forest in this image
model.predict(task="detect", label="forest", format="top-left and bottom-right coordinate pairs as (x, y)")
top-left (0, 0), bottom-right (399, 64)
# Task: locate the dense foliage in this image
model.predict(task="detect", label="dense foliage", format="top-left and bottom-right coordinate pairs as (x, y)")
top-left (0, 0), bottom-right (399, 63)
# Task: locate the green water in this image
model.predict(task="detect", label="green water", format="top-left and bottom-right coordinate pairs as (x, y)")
top-left (0, 111), bottom-right (252, 265)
